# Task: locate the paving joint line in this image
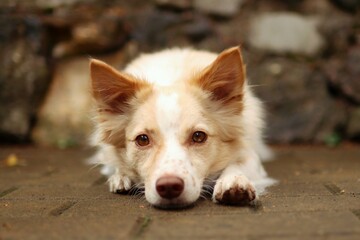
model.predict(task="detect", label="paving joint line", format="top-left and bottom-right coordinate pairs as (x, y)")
top-left (91, 176), bottom-right (107, 186)
top-left (0, 187), bottom-right (18, 198)
top-left (128, 216), bottom-right (152, 239)
top-left (351, 209), bottom-right (360, 222)
top-left (250, 200), bottom-right (263, 212)
top-left (323, 183), bottom-right (344, 195)
top-left (49, 201), bottom-right (77, 216)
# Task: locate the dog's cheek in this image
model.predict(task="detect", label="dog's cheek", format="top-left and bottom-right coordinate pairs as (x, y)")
top-left (130, 147), bottom-right (158, 181)
top-left (188, 141), bottom-right (219, 177)
top-left (144, 179), bottom-right (159, 205)
top-left (199, 139), bottom-right (233, 175)
top-left (121, 145), bottom-right (143, 180)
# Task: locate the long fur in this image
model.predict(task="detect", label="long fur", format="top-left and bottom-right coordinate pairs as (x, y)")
top-left (89, 47), bottom-right (276, 208)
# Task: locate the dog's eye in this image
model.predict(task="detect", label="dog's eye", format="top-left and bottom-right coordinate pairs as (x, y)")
top-left (192, 131), bottom-right (207, 143)
top-left (135, 134), bottom-right (150, 147)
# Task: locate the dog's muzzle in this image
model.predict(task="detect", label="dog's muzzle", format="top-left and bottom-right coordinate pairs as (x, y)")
top-left (156, 175), bottom-right (184, 199)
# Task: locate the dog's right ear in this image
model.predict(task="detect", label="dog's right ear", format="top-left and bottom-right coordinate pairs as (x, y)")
top-left (90, 59), bottom-right (149, 113)
top-left (193, 47), bottom-right (246, 103)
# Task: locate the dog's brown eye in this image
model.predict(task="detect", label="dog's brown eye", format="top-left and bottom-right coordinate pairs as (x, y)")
top-left (192, 131), bottom-right (207, 143)
top-left (135, 134), bottom-right (150, 147)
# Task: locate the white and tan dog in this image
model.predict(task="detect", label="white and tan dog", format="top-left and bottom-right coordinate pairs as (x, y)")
top-left (89, 46), bottom-right (275, 208)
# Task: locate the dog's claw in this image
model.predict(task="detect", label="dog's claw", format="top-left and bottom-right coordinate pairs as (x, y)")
top-left (213, 176), bottom-right (256, 205)
top-left (108, 174), bottom-right (132, 193)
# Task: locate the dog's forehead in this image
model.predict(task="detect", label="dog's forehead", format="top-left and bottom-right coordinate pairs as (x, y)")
top-left (155, 91), bottom-right (181, 134)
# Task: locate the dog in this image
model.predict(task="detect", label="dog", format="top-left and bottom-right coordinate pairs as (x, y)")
top-left (89, 46), bottom-right (276, 208)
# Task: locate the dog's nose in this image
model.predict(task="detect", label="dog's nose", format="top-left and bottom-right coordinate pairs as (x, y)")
top-left (156, 176), bottom-right (184, 199)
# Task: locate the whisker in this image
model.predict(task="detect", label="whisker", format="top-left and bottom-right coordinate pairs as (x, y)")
top-left (200, 192), bottom-right (212, 198)
top-left (199, 194), bottom-right (208, 200)
top-left (132, 192), bottom-right (145, 200)
top-left (203, 184), bottom-right (214, 189)
top-left (128, 182), bottom-right (145, 200)
top-left (203, 177), bottom-right (217, 184)
top-left (203, 189), bottom-right (213, 194)
top-left (87, 163), bottom-right (102, 172)
top-left (202, 184), bottom-right (214, 191)
top-left (130, 188), bottom-right (145, 197)
top-left (248, 84), bottom-right (267, 89)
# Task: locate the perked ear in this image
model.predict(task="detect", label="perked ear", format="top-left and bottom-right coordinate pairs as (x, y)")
top-left (195, 46), bottom-right (246, 102)
top-left (90, 59), bottom-right (149, 113)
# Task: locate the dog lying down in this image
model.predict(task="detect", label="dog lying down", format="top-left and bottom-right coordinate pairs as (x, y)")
top-left (89, 46), bottom-right (276, 209)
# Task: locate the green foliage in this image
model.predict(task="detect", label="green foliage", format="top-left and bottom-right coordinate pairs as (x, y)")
top-left (324, 132), bottom-right (342, 147)
top-left (56, 138), bottom-right (78, 149)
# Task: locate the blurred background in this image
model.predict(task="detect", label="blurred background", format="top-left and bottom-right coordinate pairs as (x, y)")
top-left (0, 0), bottom-right (359, 148)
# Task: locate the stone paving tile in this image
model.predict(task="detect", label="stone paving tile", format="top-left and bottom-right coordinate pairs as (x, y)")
top-left (63, 198), bottom-right (255, 218)
top-left (0, 147), bottom-right (97, 188)
top-left (59, 192), bottom-right (360, 219)
top-left (0, 216), bottom-right (138, 240)
top-left (248, 234), bottom-right (360, 240)
top-left (0, 145), bottom-right (360, 240)
top-left (1, 185), bottom-right (111, 201)
top-left (260, 195), bottom-right (360, 212)
top-left (141, 211), bottom-right (360, 239)
top-left (336, 181), bottom-right (360, 195)
top-left (264, 181), bottom-right (333, 197)
top-left (267, 147), bottom-right (360, 182)
top-left (0, 199), bottom-right (68, 218)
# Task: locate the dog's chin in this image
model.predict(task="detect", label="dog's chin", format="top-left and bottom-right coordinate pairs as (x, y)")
top-left (151, 198), bottom-right (196, 210)
top-left (152, 201), bottom-right (195, 210)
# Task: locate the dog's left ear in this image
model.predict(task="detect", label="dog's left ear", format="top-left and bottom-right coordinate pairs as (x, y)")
top-left (90, 59), bottom-right (150, 114)
top-left (195, 46), bottom-right (246, 102)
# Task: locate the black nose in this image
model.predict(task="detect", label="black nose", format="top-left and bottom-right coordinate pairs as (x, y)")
top-left (156, 176), bottom-right (184, 199)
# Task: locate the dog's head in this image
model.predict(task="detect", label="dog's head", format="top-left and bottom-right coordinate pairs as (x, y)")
top-left (90, 47), bottom-right (246, 208)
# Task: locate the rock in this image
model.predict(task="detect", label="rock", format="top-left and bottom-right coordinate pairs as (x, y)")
top-left (248, 57), bottom-right (346, 143)
top-left (32, 50), bottom-right (125, 147)
top-left (301, 0), bottom-right (335, 14)
top-left (32, 57), bottom-right (92, 147)
top-left (155, 0), bottom-right (192, 9)
top-left (36, 0), bottom-right (93, 9)
top-left (51, 6), bottom-right (130, 58)
top-left (248, 12), bottom-right (324, 56)
top-left (317, 11), bottom-right (354, 53)
top-left (131, 9), bottom-right (183, 51)
top-left (347, 107), bottom-right (360, 140)
top-left (183, 15), bottom-right (213, 42)
top-left (324, 46), bottom-right (360, 104)
top-left (0, 16), bottom-right (51, 142)
top-left (194, 0), bottom-right (244, 17)
top-left (0, 0), bottom-right (93, 9)
top-left (328, 0), bottom-right (360, 13)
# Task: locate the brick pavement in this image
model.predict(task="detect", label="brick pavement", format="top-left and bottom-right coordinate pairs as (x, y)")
top-left (0, 146), bottom-right (359, 239)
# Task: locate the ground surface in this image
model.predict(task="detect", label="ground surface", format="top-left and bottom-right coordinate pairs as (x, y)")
top-left (0, 145), bottom-right (359, 240)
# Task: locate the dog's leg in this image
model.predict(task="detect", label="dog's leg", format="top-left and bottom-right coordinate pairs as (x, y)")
top-left (108, 167), bottom-right (132, 193)
top-left (213, 148), bottom-right (267, 205)
top-left (91, 146), bottom-right (133, 193)
top-left (212, 164), bottom-right (256, 205)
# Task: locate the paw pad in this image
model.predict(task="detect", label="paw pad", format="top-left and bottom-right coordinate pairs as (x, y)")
top-left (215, 185), bottom-right (256, 205)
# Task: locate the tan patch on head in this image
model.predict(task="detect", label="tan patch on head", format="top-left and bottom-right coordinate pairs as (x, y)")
top-left (184, 46), bottom-right (247, 143)
top-left (178, 47), bottom-right (248, 175)
top-left (90, 59), bottom-right (153, 147)
top-left (90, 59), bottom-right (152, 114)
top-left (191, 46), bottom-right (246, 106)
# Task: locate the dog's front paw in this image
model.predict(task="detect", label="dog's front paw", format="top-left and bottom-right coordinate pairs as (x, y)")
top-left (108, 174), bottom-right (132, 193)
top-left (213, 175), bottom-right (256, 205)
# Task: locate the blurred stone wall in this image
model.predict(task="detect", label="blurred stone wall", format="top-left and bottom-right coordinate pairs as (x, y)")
top-left (0, 0), bottom-right (359, 147)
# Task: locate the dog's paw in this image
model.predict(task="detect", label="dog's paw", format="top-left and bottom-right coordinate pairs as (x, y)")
top-left (108, 174), bottom-right (132, 193)
top-left (213, 175), bottom-right (256, 205)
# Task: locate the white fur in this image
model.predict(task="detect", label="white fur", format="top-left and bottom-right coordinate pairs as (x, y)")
top-left (90, 48), bottom-right (276, 208)
top-left (124, 48), bottom-right (217, 86)
top-left (143, 92), bottom-right (202, 205)
top-left (156, 92), bottom-right (180, 133)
